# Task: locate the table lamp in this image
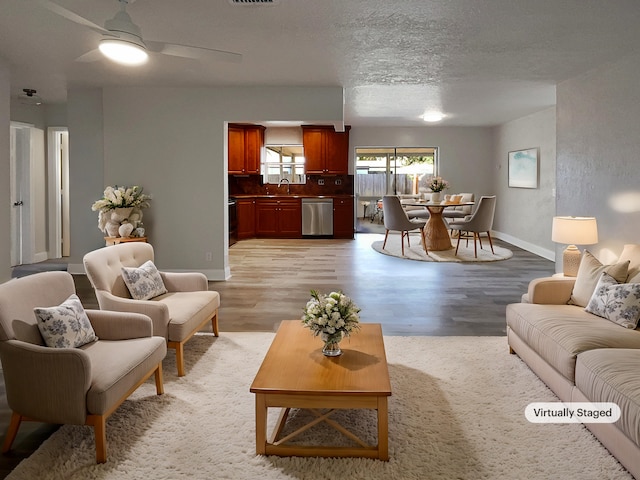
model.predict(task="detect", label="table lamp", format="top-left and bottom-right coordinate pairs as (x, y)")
top-left (551, 216), bottom-right (598, 277)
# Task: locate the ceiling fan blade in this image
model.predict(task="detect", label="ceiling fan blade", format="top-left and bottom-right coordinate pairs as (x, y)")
top-left (146, 41), bottom-right (242, 64)
top-left (75, 49), bottom-right (104, 63)
top-left (35, 0), bottom-right (111, 35)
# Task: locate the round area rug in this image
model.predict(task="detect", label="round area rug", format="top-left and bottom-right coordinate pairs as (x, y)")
top-left (371, 235), bottom-right (513, 262)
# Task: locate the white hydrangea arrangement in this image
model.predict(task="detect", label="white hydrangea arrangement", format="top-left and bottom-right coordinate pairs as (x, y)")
top-left (91, 185), bottom-right (152, 237)
top-left (301, 290), bottom-right (361, 344)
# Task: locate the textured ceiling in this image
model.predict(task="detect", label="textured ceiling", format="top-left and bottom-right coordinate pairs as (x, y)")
top-left (2, 0), bottom-right (640, 126)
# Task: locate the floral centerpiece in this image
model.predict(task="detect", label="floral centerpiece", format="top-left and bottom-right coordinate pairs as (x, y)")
top-left (426, 176), bottom-right (450, 193)
top-left (92, 185), bottom-right (152, 238)
top-left (301, 290), bottom-right (361, 357)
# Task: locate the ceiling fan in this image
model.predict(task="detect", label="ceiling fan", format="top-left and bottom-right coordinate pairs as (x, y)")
top-left (36, 0), bottom-right (242, 66)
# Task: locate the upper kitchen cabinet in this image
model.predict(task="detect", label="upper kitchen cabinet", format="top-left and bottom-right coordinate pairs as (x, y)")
top-left (302, 125), bottom-right (351, 175)
top-left (228, 124), bottom-right (266, 175)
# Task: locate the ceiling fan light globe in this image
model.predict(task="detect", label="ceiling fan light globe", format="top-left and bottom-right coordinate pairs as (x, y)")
top-left (99, 39), bottom-right (148, 65)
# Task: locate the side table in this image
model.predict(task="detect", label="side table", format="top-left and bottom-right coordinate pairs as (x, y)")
top-left (104, 236), bottom-right (148, 247)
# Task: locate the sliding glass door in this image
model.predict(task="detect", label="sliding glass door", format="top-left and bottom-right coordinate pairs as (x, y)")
top-left (355, 147), bottom-right (437, 228)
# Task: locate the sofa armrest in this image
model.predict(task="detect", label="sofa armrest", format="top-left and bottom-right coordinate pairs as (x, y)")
top-left (86, 309), bottom-right (153, 340)
top-left (0, 340), bottom-right (91, 424)
top-left (160, 271), bottom-right (208, 292)
top-left (95, 291), bottom-right (170, 339)
top-left (527, 277), bottom-right (576, 304)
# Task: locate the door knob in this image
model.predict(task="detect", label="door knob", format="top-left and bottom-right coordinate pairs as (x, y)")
top-left (13, 201), bottom-right (24, 206)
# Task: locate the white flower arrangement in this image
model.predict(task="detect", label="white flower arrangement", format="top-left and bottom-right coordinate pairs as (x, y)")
top-left (301, 290), bottom-right (361, 344)
top-left (426, 176), bottom-right (450, 193)
top-left (91, 185), bottom-right (152, 236)
top-left (91, 185), bottom-right (151, 213)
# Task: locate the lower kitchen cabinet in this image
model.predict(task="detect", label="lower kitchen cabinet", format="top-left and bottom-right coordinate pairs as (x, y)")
top-left (237, 198), bottom-right (256, 240)
top-left (255, 198), bottom-right (302, 238)
top-left (333, 197), bottom-right (354, 239)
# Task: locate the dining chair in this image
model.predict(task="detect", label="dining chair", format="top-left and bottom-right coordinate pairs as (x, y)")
top-left (449, 195), bottom-right (497, 257)
top-left (382, 196), bottom-right (428, 255)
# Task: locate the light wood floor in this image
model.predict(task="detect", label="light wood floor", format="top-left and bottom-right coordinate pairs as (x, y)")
top-left (0, 234), bottom-right (555, 477)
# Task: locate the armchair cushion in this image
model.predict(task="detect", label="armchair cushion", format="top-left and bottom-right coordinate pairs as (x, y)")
top-left (34, 294), bottom-right (98, 348)
top-left (121, 260), bottom-right (168, 300)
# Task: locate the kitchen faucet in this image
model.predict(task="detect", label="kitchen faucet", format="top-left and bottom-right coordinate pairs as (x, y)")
top-left (278, 178), bottom-right (290, 194)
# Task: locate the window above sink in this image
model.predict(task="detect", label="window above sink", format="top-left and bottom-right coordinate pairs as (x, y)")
top-left (263, 145), bottom-right (306, 184)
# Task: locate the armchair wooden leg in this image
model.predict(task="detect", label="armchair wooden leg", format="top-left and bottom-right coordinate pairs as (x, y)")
top-left (174, 342), bottom-right (186, 377)
top-left (2, 412), bottom-right (22, 453)
top-left (455, 233), bottom-right (462, 255)
top-left (473, 232), bottom-right (479, 258)
top-left (155, 363), bottom-right (165, 395)
top-left (88, 415), bottom-right (107, 464)
top-left (420, 227), bottom-right (428, 254)
top-left (211, 311), bottom-right (219, 337)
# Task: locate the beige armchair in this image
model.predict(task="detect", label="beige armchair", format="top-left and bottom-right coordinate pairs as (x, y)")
top-left (83, 242), bottom-right (220, 377)
top-left (0, 271), bottom-right (166, 463)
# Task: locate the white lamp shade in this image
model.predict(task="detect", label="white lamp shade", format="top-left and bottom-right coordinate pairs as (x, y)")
top-left (551, 216), bottom-right (598, 245)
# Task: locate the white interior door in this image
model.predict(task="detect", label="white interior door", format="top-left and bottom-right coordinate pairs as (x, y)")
top-left (10, 122), bottom-right (37, 266)
top-left (48, 127), bottom-right (70, 258)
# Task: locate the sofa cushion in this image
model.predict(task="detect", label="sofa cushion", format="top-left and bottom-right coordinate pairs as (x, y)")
top-left (506, 302), bottom-right (640, 382)
top-left (586, 273), bottom-right (640, 329)
top-left (568, 250), bottom-right (629, 307)
top-left (122, 260), bottom-right (168, 300)
top-left (575, 349), bottom-right (640, 446)
top-left (619, 244), bottom-right (640, 282)
top-left (34, 294), bottom-right (98, 348)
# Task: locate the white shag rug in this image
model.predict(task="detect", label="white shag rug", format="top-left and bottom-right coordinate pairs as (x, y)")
top-left (7, 333), bottom-right (632, 480)
top-left (371, 237), bottom-right (513, 262)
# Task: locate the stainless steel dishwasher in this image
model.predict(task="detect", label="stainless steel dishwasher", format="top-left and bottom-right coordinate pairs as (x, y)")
top-left (302, 198), bottom-right (334, 236)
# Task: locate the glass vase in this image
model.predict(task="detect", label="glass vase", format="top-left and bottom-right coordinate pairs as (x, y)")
top-left (322, 340), bottom-right (342, 357)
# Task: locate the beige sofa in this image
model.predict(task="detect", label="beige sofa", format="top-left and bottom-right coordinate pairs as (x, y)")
top-left (506, 245), bottom-right (640, 478)
top-left (0, 271), bottom-right (166, 463)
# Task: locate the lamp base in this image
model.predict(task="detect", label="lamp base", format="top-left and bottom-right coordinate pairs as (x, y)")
top-left (563, 245), bottom-right (582, 277)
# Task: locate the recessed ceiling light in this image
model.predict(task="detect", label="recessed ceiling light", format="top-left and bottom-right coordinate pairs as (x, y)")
top-left (422, 111), bottom-right (445, 122)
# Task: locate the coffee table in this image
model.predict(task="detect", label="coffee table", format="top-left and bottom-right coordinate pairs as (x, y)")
top-left (250, 320), bottom-right (392, 460)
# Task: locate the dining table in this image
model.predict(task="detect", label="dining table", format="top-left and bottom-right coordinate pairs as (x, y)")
top-left (404, 202), bottom-right (474, 251)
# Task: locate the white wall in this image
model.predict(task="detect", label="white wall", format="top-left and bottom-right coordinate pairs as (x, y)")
top-left (349, 126), bottom-right (495, 197)
top-left (557, 52), bottom-right (640, 264)
top-left (492, 107), bottom-right (556, 260)
top-left (0, 58), bottom-right (10, 281)
top-left (68, 86), bottom-right (343, 278)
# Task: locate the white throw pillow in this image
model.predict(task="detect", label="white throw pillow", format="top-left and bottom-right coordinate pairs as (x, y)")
top-left (585, 272), bottom-right (640, 329)
top-left (34, 294), bottom-right (98, 348)
top-left (121, 260), bottom-right (168, 300)
top-left (568, 250), bottom-right (629, 307)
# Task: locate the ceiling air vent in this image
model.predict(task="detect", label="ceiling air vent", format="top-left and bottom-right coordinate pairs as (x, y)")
top-left (229, 0), bottom-right (280, 4)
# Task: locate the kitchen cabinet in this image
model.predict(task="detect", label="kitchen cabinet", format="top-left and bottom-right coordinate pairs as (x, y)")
top-left (302, 125), bottom-right (351, 175)
top-left (255, 198), bottom-right (302, 238)
top-left (228, 124), bottom-right (265, 174)
top-left (333, 197), bottom-right (354, 239)
top-left (237, 198), bottom-right (256, 240)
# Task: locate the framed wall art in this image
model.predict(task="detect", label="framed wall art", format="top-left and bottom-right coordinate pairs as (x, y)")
top-left (508, 148), bottom-right (539, 188)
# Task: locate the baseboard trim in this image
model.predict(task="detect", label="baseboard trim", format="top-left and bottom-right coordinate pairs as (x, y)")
top-left (68, 263), bottom-right (230, 281)
top-left (491, 230), bottom-right (555, 261)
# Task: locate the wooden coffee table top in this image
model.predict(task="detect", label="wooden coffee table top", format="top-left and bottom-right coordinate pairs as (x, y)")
top-left (250, 320), bottom-right (391, 396)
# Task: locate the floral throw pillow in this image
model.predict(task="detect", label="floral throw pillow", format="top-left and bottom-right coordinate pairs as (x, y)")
top-left (34, 294), bottom-right (98, 348)
top-left (585, 272), bottom-right (640, 329)
top-left (121, 260), bottom-right (168, 300)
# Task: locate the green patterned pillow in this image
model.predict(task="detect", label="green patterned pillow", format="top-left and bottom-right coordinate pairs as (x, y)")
top-left (585, 272), bottom-right (640, 329)
top-left (121, 260), bottom-right (168, 300)
top-left (34, 294), bottom-right (98, 348)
